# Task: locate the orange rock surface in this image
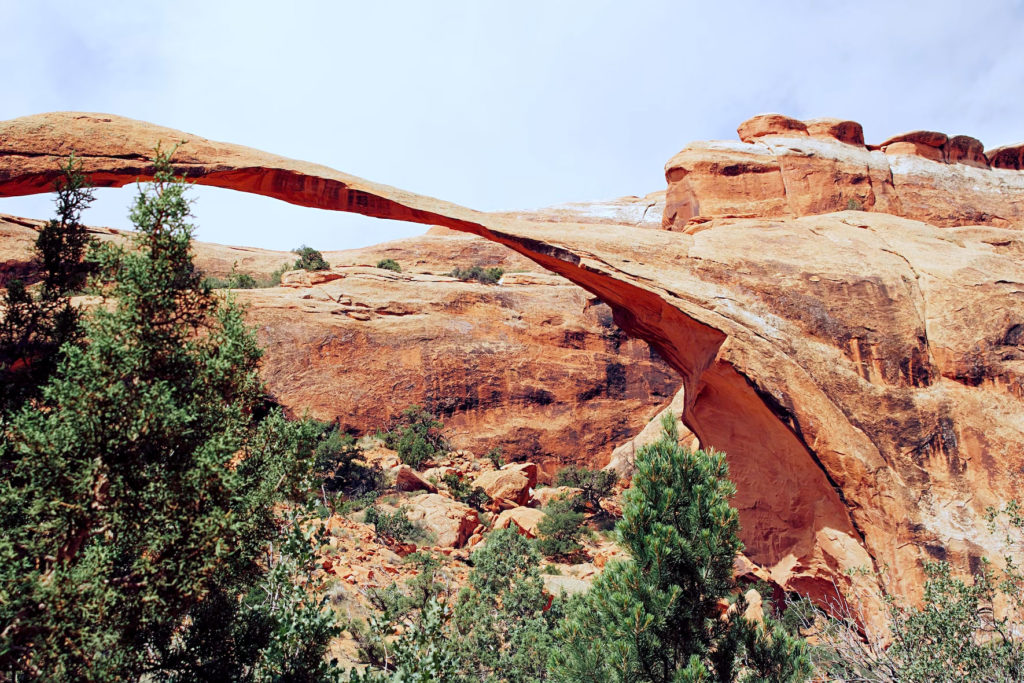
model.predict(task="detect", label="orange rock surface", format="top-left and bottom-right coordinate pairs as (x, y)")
top-left (663, 113), bottom-right (1024, 230)
top-left (3, 111), bottom-right (1024, 618)
top-left (0, 214), bottom-right (681, 468)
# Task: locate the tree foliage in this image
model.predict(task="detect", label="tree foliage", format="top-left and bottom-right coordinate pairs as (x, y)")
top-left (536, 497), bottom-right (589, 560)
top-left (383, 405), bottom-right (447, 469)
top-left (555, 465), bottom-right (617, 511)
top-left (350, 527), bottom-right (559, 682)
top-left (548, 414), bottom-right (810, 682)
top-left (0, 154), bottom-right (95, 412)
top-left (294, 245), bottom-right (330, 271)
top-left (789, 510), bottom-right (1024, 682)
top-left (0, 150), bottom-right (341, 680)
top-left (449, 265), bottom-right (503, 285)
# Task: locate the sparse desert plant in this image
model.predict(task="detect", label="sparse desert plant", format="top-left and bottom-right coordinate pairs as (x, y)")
top-left (365, 505), bottom-right (417, 544)
top-left (785, 502), bottom-right (1024, 682)
top-left (846, 198), bottom-right (864, 211)
top-left (485, 446), bottom-right (505, 468)
top-left (549, 414), bottom-right (811, 682)
top-left (536, 496), bottom-right (590, 560)
top-left (292, 244), bottom-right (330, 271)
top-left (376, 258), bottom-right (401, 272)
top-left (383, 404), bottom-right (448, 469)
top-left (204, 262), bottom-right (258, 289)
top-left (314, 423), bottom-right (387, 500)
top-left (555, 465), bottom-right (618, 511)
top-left (449, 264), bottom-right (504, 284)
top-left (442, 472), bottom-right (491, 511)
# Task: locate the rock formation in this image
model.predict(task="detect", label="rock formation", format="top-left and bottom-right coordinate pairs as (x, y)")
top-left (3, 111), bottom-right (1023, 619)
top-left (665, 113), bottom-right (1024, 230)
top-left (0, 213), bottom-right (681, 468)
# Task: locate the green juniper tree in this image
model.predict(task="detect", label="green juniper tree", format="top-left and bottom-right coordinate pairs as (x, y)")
top-left (0, 150), bottom-right (341, 681)
top-left (548, 414), bottom-right (811, 683)
top-left (351, 527), bottom-right (558, 683)
top-left (0, 154), bottom-right (95, 413)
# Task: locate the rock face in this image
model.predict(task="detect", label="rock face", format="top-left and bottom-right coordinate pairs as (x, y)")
top-left (663, 113), bottom-right (1024, 230)
top-left (0, 215), bottom-right (681, 469)
top-left (234, 250), bottom-right (679, 468)
top-left (400, 494), bottom-right (480, 548)
top-left (3, 111), bottom-right (1024, 618)
top-left (472, 469), bottom-right (531, 507)
top-left (493, 507), bottom-right (546, 538)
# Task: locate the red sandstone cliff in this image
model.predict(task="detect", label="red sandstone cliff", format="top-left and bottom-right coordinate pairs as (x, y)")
top-left (0, 213), bottom-right (679, 469)
top-left (2, 111), bottom-right (1023, 618)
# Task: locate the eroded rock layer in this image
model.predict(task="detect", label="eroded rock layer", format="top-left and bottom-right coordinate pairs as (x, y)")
top-left (0, 214), bottom-right (679, 468)
top-left (664, 113), bottom-right (1024, 230)
top-left (3, 112), bottom-right (1024, 617)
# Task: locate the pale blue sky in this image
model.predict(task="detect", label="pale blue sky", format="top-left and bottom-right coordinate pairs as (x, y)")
top-left (2, 0), bottom-right (1023, 250)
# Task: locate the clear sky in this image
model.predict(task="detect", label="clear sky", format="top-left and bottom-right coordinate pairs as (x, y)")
top-left (2, 0), bottom-right (1023, 250)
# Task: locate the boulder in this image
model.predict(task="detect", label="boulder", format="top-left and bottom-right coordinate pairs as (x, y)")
top-left (878, 129), bottom-right (948, 149)
top-left (402, 494), bottom-right (479, 548)
top-left (422, 466), bottom-right (459, 482)
top-left (394, 465), bottom-right (438, 493)
top-left (946, 135), bottom-right (988, 168)
top-left (493, 506), bottom-right (547, 538)
top-left (279, 269), bottom-right (343, 287)
top-left (472, 469), bottom-right (531, 507)
top-left (804, 118), bottom-right (865, 146)
top-left (737, 113), bottom-right (808, 143)
top-left (532, 486), bottom-right (581, 508)
top-left (987, 142), bottom-right (1024, 170)
top-left (501, 461), bottom-right (539, 489)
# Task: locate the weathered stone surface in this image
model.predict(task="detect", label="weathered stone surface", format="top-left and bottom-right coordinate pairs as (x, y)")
top-left (532, 486), bottom-right (581, 508)
top-left (501, 462), bottom-right (539, 489)
top-left (605, 386), bottom-right (698, 478)
top-left (946, 135), bottom-right (988, 168)
top-left (401, 494), bottom-right (479, 548)
top-left (987, 142), bottom-right (1024, 170)
top-left (879, 129), bottom-right (949, 149)
top-left (279, 269), bottom-right (343, 287)
top-left (394, 465), bottom-right (438, 493)
top-left (3, 111), bottom-right (1024, 621)
top-left (737, 114), bottom-right (808, 143)
top-left (804, 117), bottom-right (865, 146)
top-left (496, 191), bottom-right (666, 230)
top-left (472, 469), bottom-right (531, 507)
top-left (663, 116), bottom-right (1024, 229)
top-left (231, 259), bottom-right (678, 469)
top-left (493, 506), bottom-right (546, 538)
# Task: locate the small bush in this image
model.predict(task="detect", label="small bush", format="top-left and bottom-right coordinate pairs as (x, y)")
top-left (376, 258), bottom-right (401, 272)
top-left (484, 446), bottom-right (505, 468)
top-left (203, 263), bottom-right (257, 289)
top-left (314, 425), bottom-right (386, 498)
top-left (384, 405), bottom-right (447, 469)
top-left (292, 245), bottom-right (329, 271)
top-left (536, 497), bottom-right (589, 560)
top-left (204, 261), bottom-right (291, 289)
top-left (442, 473), bottom-right (491, 511)
top-left (846, 198), bottom-right (864, 211)
top-left (555, 465), bottom-right (618, 511)
top-left (364, 506), bottom-right (416, 544)
top-left (449, 265), bottom-right (503, 284)
top-left (267, 262), bottom-right (290, 286)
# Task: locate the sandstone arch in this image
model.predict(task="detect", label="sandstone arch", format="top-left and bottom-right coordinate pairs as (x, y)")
top-left (4, 112), bottom-right (1024, 617)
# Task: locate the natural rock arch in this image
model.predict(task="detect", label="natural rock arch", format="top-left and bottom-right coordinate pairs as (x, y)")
top-left (4, 112), bottom-right (1024, 620)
